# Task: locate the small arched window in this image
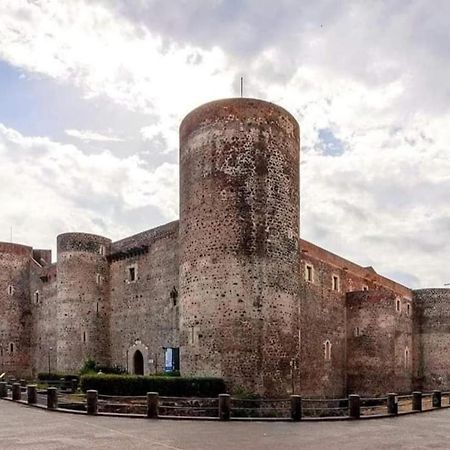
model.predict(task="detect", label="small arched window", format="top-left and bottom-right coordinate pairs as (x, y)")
top-left (396, 299), bottom-right (401, 312)
top-left (9, 342), bottom-right (14, 354)
top-left (324, 340), bottom-right (332, 361)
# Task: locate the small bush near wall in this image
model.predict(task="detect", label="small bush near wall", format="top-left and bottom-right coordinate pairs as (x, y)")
top-left (37, 373), bottom-right (78, 381)
top-left (80, 374), bottom-right (226, 397)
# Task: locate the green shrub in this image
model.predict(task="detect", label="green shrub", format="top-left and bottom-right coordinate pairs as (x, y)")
top-left (80, 358), bottom-right (126, 375)
top-left (37, 372), bottom-right (78, 381)
top-left (80, 374), bottom-right (226, 397)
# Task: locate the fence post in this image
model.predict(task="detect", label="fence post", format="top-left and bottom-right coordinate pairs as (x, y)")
top-left (348, 394), bottom-right (360, 419)
top-left (219, 394), bottom-right (231, 420)
top-left (146, 392), bottom-right (159, 418)
top-left (387, 393), bottom-right (398, 415)
top-left (27, 385), bottom-right (37, 404)
top-left (432, 390), bottom-right (442, 408)
top-left (412, 391), bottom-right (422, 412)
top-left (87, 390), bottom-right (98, 415)
top-left (47, 387), bottom-right (58, 410)
top-left (290, 395), bottom-right (302, 421)
top-left (12, 382), bottom-right (21, 401)
top-left (0, 382), bottom-right (7, 398)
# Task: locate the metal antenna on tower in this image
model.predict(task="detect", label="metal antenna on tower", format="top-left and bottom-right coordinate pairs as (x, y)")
top-left (240, 76), bottom-right (244, 98)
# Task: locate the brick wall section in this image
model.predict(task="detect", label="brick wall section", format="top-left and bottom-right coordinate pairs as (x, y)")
top-left (30, 263), bottom-right (57, 376)
top-left (109, 221), bottom-right (179, 374)
top-left (0, 243), bottom-right (33, 377)
top-left (299, 239), bottom-right (412, 397)
top-left (179, 98), bottom-right (300, 397)
top-left (346, 290), bottom-right (413, 396)
top-left (413, 288), bottom-right (450, 390)
top-left (56, 233), bottom-right (112, 372)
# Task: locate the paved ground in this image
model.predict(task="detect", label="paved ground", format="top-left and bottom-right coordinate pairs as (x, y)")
top-left (1, 401), bottom-right (450, 449)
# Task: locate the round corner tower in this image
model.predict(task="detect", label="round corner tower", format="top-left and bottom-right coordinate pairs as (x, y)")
top-left (179, 98), bottom-right (300, 396)
top-left (0, 242), bottom-right (33, 377)
top-left (56, 232), bottom-right (111, 372)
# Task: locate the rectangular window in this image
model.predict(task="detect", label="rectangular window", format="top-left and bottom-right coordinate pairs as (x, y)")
top-left (127, 265), bottom-right (137, 283)
top-left (332, 275), bottom-right (340, 292)
top-left (362, 285), bottom-right (369, 291)
top-left (305, 264), bottom-right (313, 282)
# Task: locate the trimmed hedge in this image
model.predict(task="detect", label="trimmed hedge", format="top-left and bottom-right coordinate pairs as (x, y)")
top-left (80, 374), bottom-right (226, 397)
top-left (37, 373), bottom-right (79, 381)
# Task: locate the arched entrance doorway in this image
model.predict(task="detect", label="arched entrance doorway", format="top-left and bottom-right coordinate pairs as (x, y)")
top-left (133, 350), bottom-right (144, 375)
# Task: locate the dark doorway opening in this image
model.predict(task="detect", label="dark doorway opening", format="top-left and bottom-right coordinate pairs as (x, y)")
top-left (133, 350), bottom-right (144, 375)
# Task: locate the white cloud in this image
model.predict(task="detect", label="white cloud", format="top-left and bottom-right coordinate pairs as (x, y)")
top-left (0, 123), bottom-right (178, 252)
top-left (0, 0), bottom-right (449, 288)
top-left (65, 129), bottom-right (124, 142)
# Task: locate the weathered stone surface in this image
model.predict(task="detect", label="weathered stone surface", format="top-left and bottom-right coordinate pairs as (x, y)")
top-left (179, 98), bottom-right (300, 397)
top-left (0, 97), bottom-right (447, 398)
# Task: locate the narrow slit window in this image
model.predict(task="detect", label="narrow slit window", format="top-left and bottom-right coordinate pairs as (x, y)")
top-left (324, 340), bottom-right (332, 361)
top-left (407, 303), bottom-right (411, 316)
top-left (396, 299), bottom-right (401, 312)
top-left (354, 327), bottom-right (360, 337)
top-left (405, 347), bottom-right (410, 368)
top-left (7, 285), bottom-right (14, 296)
top-left (305, 265), bottom-right (313, 282)
top-left (34, 291), bottom-right (40, 304)
top-left (83, 331), bottom-right (86, 343)
top-left (9, 342), bottom-right (14, 354)
top-left (128, 266), bottom-right (136, 282)
top-left (332, 275), bottom-right (340, 292)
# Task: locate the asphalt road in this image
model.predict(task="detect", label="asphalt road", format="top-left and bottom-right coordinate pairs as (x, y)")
top-left (1, 400), bottom-right (449, 449)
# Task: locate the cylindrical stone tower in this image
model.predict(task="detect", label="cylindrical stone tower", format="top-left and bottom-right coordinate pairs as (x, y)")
top-left (0, 243), bottom-right (33, 377)
top-left (179, 98), bottom-right (300, 396)
top-left (414, 288), bottom-right (450, 390)
top-left (56, 233), bottom-right (111, 372)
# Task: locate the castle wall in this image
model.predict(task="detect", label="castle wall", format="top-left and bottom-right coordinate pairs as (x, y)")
top-left (30, 264), bottom-right (57, 375)
top-left (413, 288), bottom-right (450, 390)
top-left (179, 98), bottom-right (300, 397)
top-left (346, 290), bottom-right (413, 396)
top-left (0, 243), bottom-right (33, 377)
top-left (299, 239), bottom-right (412, 397)
top-left (109, 221), bottom-right (179, 374)
top-left (56, 233), bottom-right (112, 372)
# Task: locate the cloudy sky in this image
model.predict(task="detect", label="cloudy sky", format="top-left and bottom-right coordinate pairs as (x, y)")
top-left (0, 0), bottom-right (449, 288)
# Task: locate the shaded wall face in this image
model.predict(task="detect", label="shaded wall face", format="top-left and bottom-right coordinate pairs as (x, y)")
top-left (56, 234), bottom-right (111, 373)
top-left (0, 244), bottom-right (33, 377)
top-left (414, 289), bottom-right (450, 390)
top-left (179, 99), bottom-right (300, 396)
top-left (109, 225), bottom-right (179, 375)
top-left (346, 291), bottom-right (413, 396)
top-left (30, 265), bottom-right (57, 376)
top-left (299, 257), bottom-right (347, 398)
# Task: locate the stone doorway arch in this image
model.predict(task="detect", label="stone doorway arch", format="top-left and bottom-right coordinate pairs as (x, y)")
top-left (127, 340), bottom-right (149, 375)
top-left (133, 350), bottom-right (144, 375)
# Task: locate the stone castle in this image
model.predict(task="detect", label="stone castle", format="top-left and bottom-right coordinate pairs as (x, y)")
top-left (1, 98), bottom-right (448, 398)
